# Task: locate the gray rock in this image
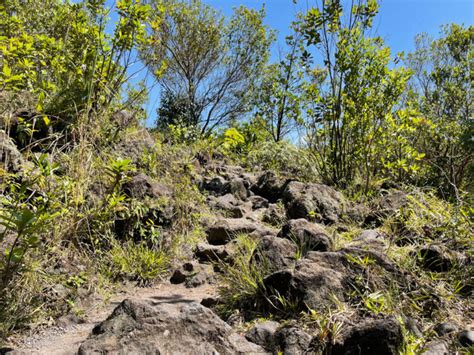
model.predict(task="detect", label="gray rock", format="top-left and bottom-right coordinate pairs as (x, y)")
top-left (253, 235), bottom-right (296, 271)
top-left (195, 243), bottom-right (229, 262)
top-left (251, 171), bottom-right (286, 202)
top-left (364, 190), bottom-right (408, 226)
top-left (330, 317), bottom-right (403, 355)
top-left (459, 330), bottom-right (474, 347)
top-left (434, 322), bottom-right (457, 336)
top-left (350, 229), bottom-right (387, 251)
top-left (278, 219), bottom-right (332, 254)
top-left (422, 340), bottom-right (449, 355)
top-left (115, 130), bottom-right (157, 166)
top-left (248, 195), bottom-right (269, 210)
top-left (274, 326), bottom-right (313, 355)
top-left (122, 173), bottom-right (172, 199)
top-left (206, 218), bottom-right (273, 245)
top-left (264, 252), bottom-right (348, 312)
top-left (283, 181), bottom-right (345, 224)
top-left (245, 320), bottom-right (280, 348)
top-left (78, 300), bottom-right (266, 354)
top-left (228, 178), bottom-right (248, 201)
top-left (262, 203), bottom-right (286, 226)
top-left (201, 176), bottom-right (229, 196)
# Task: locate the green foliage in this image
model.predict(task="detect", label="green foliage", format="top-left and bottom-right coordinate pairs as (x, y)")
top-left (406, 24), bottom-right (473, 198)
top-left (246, 141), bottom-right (318, 181)
top-left (299, 0), bottom-right (412, 191)
top-left (216, 235), bottom-right (270, 317)
top-left (105, 240), bottom-right (169, 285)
top-left (0, 0), bottom-right (152, 133)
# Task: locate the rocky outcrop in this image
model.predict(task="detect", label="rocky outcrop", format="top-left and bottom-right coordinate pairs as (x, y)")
top-left (78, 299), bottom-right (266, 354)
top-left (282, 181), bottom-right (345, 224)
top-left (329, 317), bottom-right (403, 355)
top-left (251, 171), bottom-right (287, 202)
top-left (245, 320), bottom-right (280, 349)
top-left (278, 219), bottom-right (332, 254)
top-left (206, 218), bottom-right (274, 245)
top-left (264, 251), bottom-right (349, 312)
top-left (253, 235), bottom-right (297, 271)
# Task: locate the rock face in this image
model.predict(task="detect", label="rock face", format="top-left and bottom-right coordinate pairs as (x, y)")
top-left (251, 171), bottom-right (287, 202)
top-left (264, 251), bottom-right (349, 312)
top-left (278, 219), bottom-right (332, 254)
top-left (330, 317), bottom-right (403, 355)
top-left (253, 235), bottom-right (296, 271)
top-left (283, 181), bottom-right (345, 224)
top-left (245, 320), bottom-right (280, 349)
top-left (273, 326), bottom-right (313, 354)
top-left (78, 299), bottom-right (266, 354)
top-left (122, 173), bottom-right (172, 199)
top-left (206, 218), bottom-right (273, 245)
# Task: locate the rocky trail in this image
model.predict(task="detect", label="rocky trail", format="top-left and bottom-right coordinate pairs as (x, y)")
top-left (7, 283), bottom-right (217, 354)
top-left (2, 159), bottom-right (473, 354)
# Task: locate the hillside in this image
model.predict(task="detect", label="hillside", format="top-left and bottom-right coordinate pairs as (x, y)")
top-left (1, 0), bottom-right (473, 354)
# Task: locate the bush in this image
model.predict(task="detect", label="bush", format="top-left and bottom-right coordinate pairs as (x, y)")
top-left (246, 141), bottom-right (318, 181)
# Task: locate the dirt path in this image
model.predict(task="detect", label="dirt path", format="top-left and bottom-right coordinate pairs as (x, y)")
top-left (7, 283), bottom-right (217, 355)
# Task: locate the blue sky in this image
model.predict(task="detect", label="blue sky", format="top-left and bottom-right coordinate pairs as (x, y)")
top-left (136, 0), bottom-right (473, 124)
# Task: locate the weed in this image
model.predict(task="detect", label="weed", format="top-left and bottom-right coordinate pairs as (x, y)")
top-left (104, 240), bottom-right (169, 286)
top-left (216, 234), bottom-right (271, 317)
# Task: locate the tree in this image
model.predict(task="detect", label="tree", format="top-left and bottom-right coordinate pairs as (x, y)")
top-left (144, 0), bottom-right (273, 135)
top-left (406, 24), bottom-right (473, 199)
top-left (297, 0), bottom-right (411, 191)
top-left (256, 32), bottom-right (305, 142)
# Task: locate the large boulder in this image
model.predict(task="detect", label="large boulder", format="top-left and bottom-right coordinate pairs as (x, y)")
top-left (122, 173), bottom-right (172, 200)
top-left (278, 219), bottom-right (332, 254)
top-left (78, 299), bottom-right (266, 354)
top-left (263, 252), bottom-right (349, 312)
top-left (273, 326), bottom-right (313, 354)
top-left (253, 235), bottom-right (297, 271)
top-left (206, 218), bottom-right (274, 245)
top-left (201, 176), bottom-right (230, 196)
top-left (329, 317), bottom-right (403, 355)
top-left (364, 190), bottom-right (408, 226)
top-left (251, 171), bottom-right (287, 203)
top-left (245, 320), bottom-right (280, 349)
top-left (283, 181), bottom-right (345, 224)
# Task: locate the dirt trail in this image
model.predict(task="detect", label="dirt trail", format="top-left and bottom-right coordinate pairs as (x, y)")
top-left (7, 283), bottom-right (217, 355)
